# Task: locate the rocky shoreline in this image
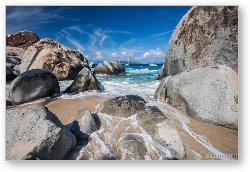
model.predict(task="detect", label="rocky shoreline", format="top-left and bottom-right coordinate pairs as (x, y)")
top-left (5, 6), bottom-right (238, 160)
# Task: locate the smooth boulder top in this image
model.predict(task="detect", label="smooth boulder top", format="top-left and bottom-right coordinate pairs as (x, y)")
top-left (64, 67), bottom-right (104, 94)
top-left (10, 69), bottom-right (60, 105)
top-left (155, 65), bottom-right (238, 129)
top-left (163, 6), bottom-right (238, 77)
top-left (95, 61), bottom-right (126, 75)
top-left (6, 105), bottom-right (76, 160)
top-left (100, 95), bottom-right (146, 117)
top-left (17, 38), bottom-right (88, 80)
top-left (6, 30), bottom-right (39, 49)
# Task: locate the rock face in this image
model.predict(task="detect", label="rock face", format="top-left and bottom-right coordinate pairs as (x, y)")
top-left (67, 108), bottom-right (99, 140)
top-left (17, 38), bottom-right (88, 80)
top-left (154, 65), bottom-right (238, 129)
top-left (95, 61), bottom-right (125, 75)
top-left (10, 69), bottom-right (60, 105)
top-left (162, 6), bottom-right (238, 77)
top-left (100, 95), bottom-right (146, 117)
top-left (64, 67), bottom-right (104, 94)
top-left (6, 30), bottom-right (39, 49)
top-left (6, 46), bottom-right (25, 57)
top-left (73, 98), bottom-right (185, 160)
top-left (6, 105), bottom-right (76, 160)
top-left (6, 66), bottom-right (16, 82)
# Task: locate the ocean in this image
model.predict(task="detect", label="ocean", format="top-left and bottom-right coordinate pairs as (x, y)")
top-left (59, 64), bottom-right (162, 101)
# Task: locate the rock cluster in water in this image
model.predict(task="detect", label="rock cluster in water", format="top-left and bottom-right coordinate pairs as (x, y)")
top-left (94, 61), bottom-right (126, 75)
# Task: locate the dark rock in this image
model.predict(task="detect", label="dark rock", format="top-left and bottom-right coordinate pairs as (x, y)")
top-left (6, 66), bottom-right (16, 81)
top-left (10, 69), bottom-right (60, 105)
top-left (6, 30), bottom-right (39, 49)
top-left (64, 67), bottom-right (104, 93)
top-left (6, 105), bottom-right (76, 160)
top-left (100, 95), bottom-right (146, 117)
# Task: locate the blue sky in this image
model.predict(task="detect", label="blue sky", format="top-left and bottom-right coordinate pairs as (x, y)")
top-left (6, 6), bottom-right (191, 63)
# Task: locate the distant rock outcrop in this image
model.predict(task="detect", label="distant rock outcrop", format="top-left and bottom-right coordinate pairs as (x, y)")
top-left (64, 67), bottom-right (104, 94)
top-left (154, 65), bottom-right (238, 129)
top-left (6, 105), bottom-right (76, 160)
top-left (10, 69), bottom-right (60, 105)
top-left (160, 6), bottom-right (238, 78)
top-left (17, 38), bottom-right (88, 80)
top-left (95, 61), bottom-right (125, 75)
top-left (6, 30), bottom-right (39, 49)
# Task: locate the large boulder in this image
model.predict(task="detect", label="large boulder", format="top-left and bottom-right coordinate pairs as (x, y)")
top-left (64, 67), bottom-right (104, 94)
top-left (6, 30), bottom-right (39, 49)
top-left (162, 6), bottom-right (238, 77)
top-left (10, 69), bottom-right (60, 105)
top-left (17, 38), bottom-right (88, 80)
top-left (66, 108), bottom-right (99, 140)
top-left (154, 65), bottom-right (238, 129)
top-left (100, 95), bottom-right (146, 117)
top-left (95, 61), bottom-right (125, 75)
top-left (6, 105), bottom-right (76, 160)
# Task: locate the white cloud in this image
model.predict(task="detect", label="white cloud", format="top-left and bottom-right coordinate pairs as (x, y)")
top-left (142, 48), bottom-right (165, 59)
top-left (65, 36), bottom-right (84, 52)
top-left (67, 25), bottom-right (84, 34)
top-left (111, 52), bottom-right (118, 58)
top-left (100, 35), bottom-right (108, 47)
top-left (92, 51), bottom-right (104, 61)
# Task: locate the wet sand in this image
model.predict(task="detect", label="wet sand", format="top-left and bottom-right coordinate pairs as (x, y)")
top-left (46, 96), bottom-right (238, 160)
top-left (46, 96), bottom-right (107, 124)
top-left (161, 104), bottom-right (238, 160)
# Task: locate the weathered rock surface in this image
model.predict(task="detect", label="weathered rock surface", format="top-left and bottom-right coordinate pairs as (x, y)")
top-left (10, 69), bottom-right (60, 105)
top-left (6, 105), bottom-right (76, 160)
top-left (67, 108), bottom-right (99, 140)
top-left (163, 6), bottom-right (238, 76)
top-left (137, 106), bottom-right (185, 159)
top-left (64, 67), bottom-right (104, 94)
top-left (6, 30), bottom-right (39, 49)
top-left (73, 103), bottom-right (185, 160)
top-left (6, 56), bottom-right (21, 69)
top-left (154, 65), bottom-right (238, 129)
top-left (17, 38), bottom-right (88, 80)
top-left (6, 46), bottom-right (25, 57)
top-left (95, 61), bottom-right (125, 75)
top-left (100, 95), bottom-right (146, 117)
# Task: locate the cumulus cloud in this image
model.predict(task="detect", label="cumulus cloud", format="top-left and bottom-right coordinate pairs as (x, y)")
top-left (142, 48), bottom-right (165, 59)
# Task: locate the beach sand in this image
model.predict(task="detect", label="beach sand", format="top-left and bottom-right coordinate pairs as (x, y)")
top-left (46, 95), bottom-right (107, 124)
top-left (46, 96), bottom-right (238, 160)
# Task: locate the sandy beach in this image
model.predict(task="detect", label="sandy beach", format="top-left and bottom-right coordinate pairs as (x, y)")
top-left (46, 95), bottom-right (107, 124)
top-left (45, 96), bottom-right (238, 160)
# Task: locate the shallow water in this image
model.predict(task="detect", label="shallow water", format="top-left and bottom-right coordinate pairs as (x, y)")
top-left (60, 64), bottom-right (162, 101)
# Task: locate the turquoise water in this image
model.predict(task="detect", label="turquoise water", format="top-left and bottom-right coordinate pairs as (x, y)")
top-left (97, 64), bottom-right (162, 84)
top-left (60, 64), bottom-right (162, 101)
